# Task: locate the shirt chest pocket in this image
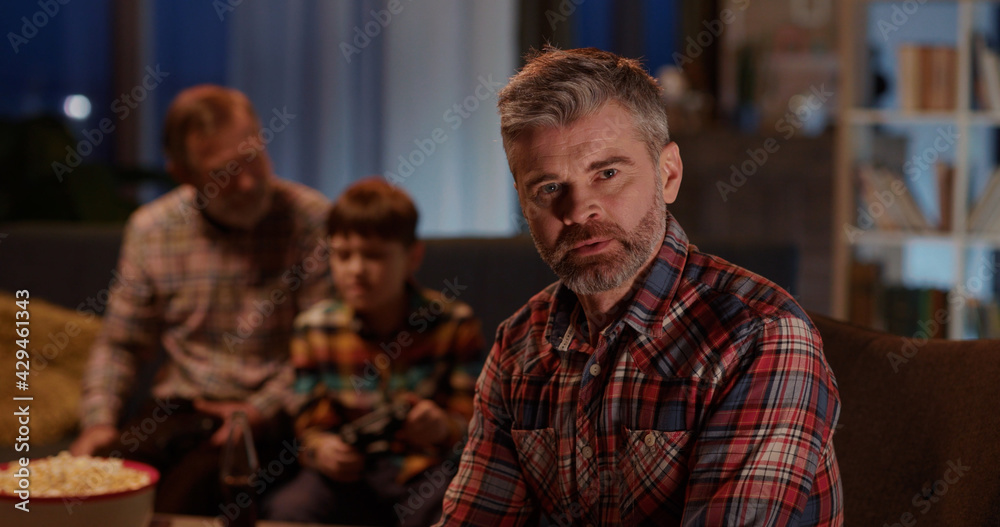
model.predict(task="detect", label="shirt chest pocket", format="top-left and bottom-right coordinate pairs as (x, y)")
top-left (618, 428), bottom-right (691, 522)
top-left (510, 427), bottom-right (560, 513)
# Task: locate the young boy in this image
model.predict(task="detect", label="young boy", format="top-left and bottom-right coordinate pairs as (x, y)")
top-left (265, 178), bottom-right (483, 526)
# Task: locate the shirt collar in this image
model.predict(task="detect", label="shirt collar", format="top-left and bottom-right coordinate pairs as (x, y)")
top-left (186, 179), bottom-right (286, 236)
top-left (346, 280), bottom-right (428, 338)
top-left (544, 212), bottom-right (690, 351)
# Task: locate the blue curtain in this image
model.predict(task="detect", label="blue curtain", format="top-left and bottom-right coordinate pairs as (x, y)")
top-left (572, 0), bottom-right (679, 75)
top-left (226, 0), bottom-right (519, 237)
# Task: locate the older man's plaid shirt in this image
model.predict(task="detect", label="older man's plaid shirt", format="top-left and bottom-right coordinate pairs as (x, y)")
top-left (80, 179), bottom-right (331, 428)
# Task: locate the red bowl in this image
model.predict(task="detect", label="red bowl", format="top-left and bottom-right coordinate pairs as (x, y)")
top-left (0, 457), bottom-right (159, 527)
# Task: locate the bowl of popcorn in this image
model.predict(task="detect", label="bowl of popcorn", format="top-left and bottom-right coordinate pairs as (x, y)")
top-left (0, 452), bottom-right (159, 527)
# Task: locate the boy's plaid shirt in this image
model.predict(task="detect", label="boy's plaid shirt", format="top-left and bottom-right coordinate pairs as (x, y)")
top-left (289, 284), bottom-right (484, 481)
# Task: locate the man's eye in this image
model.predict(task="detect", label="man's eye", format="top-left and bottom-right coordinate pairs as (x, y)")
top-left (599, 169), bottom-right (617, 179)
top-left (540, 183), bottom-right (560, 194)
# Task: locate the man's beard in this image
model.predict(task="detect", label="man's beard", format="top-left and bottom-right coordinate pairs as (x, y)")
top-left (531, 198), bottom-right (666, 296)
top-left (205, 185), bottom-right (274, 230)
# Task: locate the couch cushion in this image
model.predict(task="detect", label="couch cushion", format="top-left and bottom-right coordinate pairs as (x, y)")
top-left (0, 222), bottom-right (124, 313)
top-left (811, 312), bottom-right (1000, 525)
top-left (0, 292), bottom-right (101, 447)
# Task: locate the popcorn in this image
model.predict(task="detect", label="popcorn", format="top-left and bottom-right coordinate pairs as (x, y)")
top-left (0, 452), bottom-right (151, 497)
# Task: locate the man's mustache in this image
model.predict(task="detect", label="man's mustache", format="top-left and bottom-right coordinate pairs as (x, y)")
top-left (555, 221), bottom-right (626, 255)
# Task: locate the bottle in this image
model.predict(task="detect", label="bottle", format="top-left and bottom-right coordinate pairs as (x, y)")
top-left (220, 411), bottom-right (259, 527)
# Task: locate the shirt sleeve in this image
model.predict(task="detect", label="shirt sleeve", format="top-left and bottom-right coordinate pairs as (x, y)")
top-left (292, 201), bottom-right (331, 314)
top-left (436, 325), bottom-right (541, 526)
top-left (285, 314), bottom-right (336, 466)
top-left (681, 315), bottom-right (842, 526)
top-left (78, 220), bottom-right (160, 429)
top-left (247, 361), bottom-right (295, 420)
top-left (287, 312), bottom-right (331, 438)
top-left (257, 194), bottom-right (329, 419)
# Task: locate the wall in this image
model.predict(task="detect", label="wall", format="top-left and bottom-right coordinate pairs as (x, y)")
top-left (671, 127), bottom-right (834, 314)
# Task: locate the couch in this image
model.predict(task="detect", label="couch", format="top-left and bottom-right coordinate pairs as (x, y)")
top-left (0, 222), bottom-right (799, 349)
top-left (4, 222), bottom-right (997, 523)
top-left (811, 313), bottom-right (1000, 525)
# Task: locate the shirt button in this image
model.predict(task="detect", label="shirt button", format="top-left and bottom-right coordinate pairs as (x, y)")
top-left (581, 445), bottom-right (594, 459)
top-left (644, 433), bottom-right (656, 447)
top-left (589, 364), bottom-right (601, 376)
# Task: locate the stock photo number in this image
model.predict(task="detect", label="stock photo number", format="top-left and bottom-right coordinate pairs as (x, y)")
top-left (12, 290), bottom-right (33, 512)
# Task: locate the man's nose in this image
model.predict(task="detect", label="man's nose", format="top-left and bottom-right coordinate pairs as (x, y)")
top-left (558, 185), bottom-right (601, 225)
top-left (233, 169), bottom-right (258, 193)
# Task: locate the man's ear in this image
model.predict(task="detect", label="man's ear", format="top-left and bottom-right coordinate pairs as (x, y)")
top-left (406, 240), bottom-right (425, 277)
top-left (658, 142), bottom-right (683, 204)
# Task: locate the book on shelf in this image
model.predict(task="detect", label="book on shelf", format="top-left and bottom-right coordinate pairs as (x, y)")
top-left (968, 166), bottom-right (1000, 233)
top-left (897, 44), bottom-right (957, 112)
top-left (974, 34), bottom-right (1000, 112)
top-left (849, 261), bottom-right (950, 338)
top-left (936, 162), bottom-right (953, 232)
top-left (882, 285), bottom-right (949, 339)
top-left (849, 261), bottom-right (882, 329)
top-left (967, 299), bottom-right (1000, 338)
top-left (898, 44), bottom-right (921, 112)
top-left (856, 164), bottom-right (932, 231)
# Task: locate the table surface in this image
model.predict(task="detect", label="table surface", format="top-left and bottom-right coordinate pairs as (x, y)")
top-left (150, 513), bottom-right (355, 527)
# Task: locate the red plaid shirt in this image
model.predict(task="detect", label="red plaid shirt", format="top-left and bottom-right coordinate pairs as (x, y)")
top-left (438, 215), bottom-right (842, 526)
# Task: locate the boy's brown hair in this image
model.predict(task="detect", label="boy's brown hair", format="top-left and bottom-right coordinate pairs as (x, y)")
top-left (327, 177), bottom-right (418, 246)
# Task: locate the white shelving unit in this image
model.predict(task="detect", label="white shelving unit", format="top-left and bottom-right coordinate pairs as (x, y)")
top-left (834, 0), bottom-right (1000, 339)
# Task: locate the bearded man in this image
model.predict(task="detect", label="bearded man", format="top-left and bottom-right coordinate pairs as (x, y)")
top-left (71, 85), bottom-right (330, 515)
top-left (437, 48), bottom-right (843, 526)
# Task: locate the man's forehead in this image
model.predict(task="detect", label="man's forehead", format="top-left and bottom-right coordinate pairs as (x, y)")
top-left (523, 133), bottom-right (619, 166)
top-left (539, 105), bottom-right (635, 141)
top-left (512, 107), bottom-right (642, 176)
top-left (185, 112), bottom-right (256, 157)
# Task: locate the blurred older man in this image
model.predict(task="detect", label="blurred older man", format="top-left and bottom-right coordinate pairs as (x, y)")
top-left (71, 85), bottom-right (330, 515)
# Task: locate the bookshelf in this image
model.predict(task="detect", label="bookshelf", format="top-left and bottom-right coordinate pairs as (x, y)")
top-left (834, 0), bottom-right (1000, 339)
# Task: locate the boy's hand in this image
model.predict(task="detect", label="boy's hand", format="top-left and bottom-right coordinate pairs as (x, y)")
top-left (313, 434), bottom-right (364, 482)
top-left (399, 399), bottom-right (451, 449)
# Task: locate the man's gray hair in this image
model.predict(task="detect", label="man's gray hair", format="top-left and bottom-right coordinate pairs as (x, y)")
top-left (497, 47), bottom-right (670, 175)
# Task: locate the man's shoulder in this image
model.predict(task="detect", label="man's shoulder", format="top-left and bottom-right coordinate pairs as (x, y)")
top-left (505, 279), bottom-right (559, 319)
top-left (124, 186), bottom-right (197, 236)
top-left (678, 246), bottom-right (812, 330)
top-left (272, 178), bottom-right (330, 222)
top-left (645, 247), bottom-right (823, 386)
top-left (490, 281), bottom-right (560, 352)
